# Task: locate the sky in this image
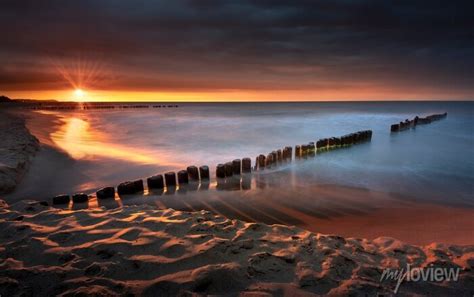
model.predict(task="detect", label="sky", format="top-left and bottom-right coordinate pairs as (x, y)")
top-left (1, 0), bottom-right (473, 101)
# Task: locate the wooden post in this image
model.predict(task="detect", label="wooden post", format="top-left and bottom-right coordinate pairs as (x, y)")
top-left (286, 146), bottom-right (293, 161)
top-left (177, 170), bottom-right (189, 185)
top-left (53, 194), bottom-right (70, 205)
top-left (308, 142), bottom-right (316, 156)
top-left (301, 145), bottom-right (308, 157)
top-left (216, 164), bottom-right (226, 178)
top-left (295, 145), bottom-right (301, 158)
top-left (271, 151), bottom-right (278, 164)
top-left (258, 154), bottom-right (266, 170)
top-left (242, 158), bottom-right (251, 173)
top-left (328, 138), bottom-right (335, 147)
top-left (225, 162), bottom-right (233, 177)
top-left (96, 187), bottom-right (115, 199)
top-left (118, 180), bottom-right (144, 195)
top-left (282, 147), bottom-right (289, 161)
top-left (165, 172), bottom-right (177, 188)
top-left (277, 149), bottom-right (282, 162)
top-left (187, 166), bottom-right (199, 181)
top-left (72, 193), bottom-right (88, 203)
top-left (199, 165), bottom-right (210, 180)
top-left (232, 159), bottom-right (241, 175)
top-left (147, 174), bottom-right (164, 190)
top-left (266, 153), bottom-right (273, 167)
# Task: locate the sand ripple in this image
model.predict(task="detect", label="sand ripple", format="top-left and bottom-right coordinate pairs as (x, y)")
top-left (0, 200), bottom-right (473, 296)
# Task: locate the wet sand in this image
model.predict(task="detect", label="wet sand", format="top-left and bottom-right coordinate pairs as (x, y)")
top-left (132, 183), bottom-right (474, 246)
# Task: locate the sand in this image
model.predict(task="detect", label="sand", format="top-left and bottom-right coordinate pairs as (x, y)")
top-left (0, 111), bottom-right (39, 194)
top-left (0, 199), bottom-right (472, 296)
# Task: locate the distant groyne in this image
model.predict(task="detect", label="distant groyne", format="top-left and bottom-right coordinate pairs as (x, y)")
top-left (390, 112), bottom-right (447, 132)
top-left (28, 103), bottom-right (179, 111)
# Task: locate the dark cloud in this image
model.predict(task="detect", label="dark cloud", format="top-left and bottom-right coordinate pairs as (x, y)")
top-left (0, 0), bottom-right (473, 97)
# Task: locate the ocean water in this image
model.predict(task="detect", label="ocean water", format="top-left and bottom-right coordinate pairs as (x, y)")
top-left (8, 101), bottom-right (474, 208)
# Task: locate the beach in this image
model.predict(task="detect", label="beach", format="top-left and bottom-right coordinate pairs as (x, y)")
top-left (1, 199), bottom-right (473, 296)
top-left (1, 103), bottom-right (473, 296)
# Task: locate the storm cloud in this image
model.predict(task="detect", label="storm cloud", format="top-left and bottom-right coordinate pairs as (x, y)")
top-left (1, 0), bottom-right (473, 98)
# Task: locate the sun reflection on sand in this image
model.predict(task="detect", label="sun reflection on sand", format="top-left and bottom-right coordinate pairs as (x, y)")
top-left (50, 116), bottom-right (157, 164)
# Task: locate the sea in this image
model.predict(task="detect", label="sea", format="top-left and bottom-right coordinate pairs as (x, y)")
top-left (5, 101), bottom-right (474, 242)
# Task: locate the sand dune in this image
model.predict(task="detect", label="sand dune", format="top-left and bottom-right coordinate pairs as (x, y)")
top-left (0, 199), bottom-right (472, 296)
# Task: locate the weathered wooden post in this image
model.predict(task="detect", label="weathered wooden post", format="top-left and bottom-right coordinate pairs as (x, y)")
top-left (258, 154), bottom-right (266, 170)
top-left (242, 158), bottom-right (252, 173)
top-left (118, 180), bottom-right (144, 195)
top-left (277, 149), bottom-right (282, 162)
top-left (353, 132), bottom-right (360, 143)
top-left (96, 187), bottom-right (115, 199)
top-left (187, 166), bottom-right (199, 181)
top-left (72, 193), bottom-right (88, 203)
top-left (199, 165), bottom-right (210, 180)
top-left (308, 142), bottom-right (315, 156)
top-left (271, 151), bottom-right (278, 164)
top-left (323, 138), bottom-right (329, 148)
top-left (216, 164), bottom-right (226, 178)
top-left (265, 153), bottom-right (273, 167)
top-left (232, 159), bottom-right (241, 175)
top-left (301, 144), bottom-right (308, 157)
top-left (345, 134), bottom-right (354, 145)
top-left (340, 136), bottom-right (347, 146)
top-left (316, 139), bottom-right (324, 150)
top-left (165, 172), bottom-right (177, 188)
top-left (133, 180), bottom-right (144, 192)
top-left (177, 170), bottom-right (189, 185)
top-left (225, 162), bottom-right (233, 177)
top-left (285, 146), bottom-right (293, 161)
top-left (147, 174), bottom-right (164, 190)
top-left (282, 147), bottom-right (289, 161)
top-left (53, 194), bottom-right (70, 205)
top-left (295, 145), bottom-right (301, 159)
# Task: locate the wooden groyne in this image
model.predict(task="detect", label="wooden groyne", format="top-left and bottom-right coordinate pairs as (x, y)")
top-left (9, 102), bottom-right (179, 111)
top-left (390, 113), bottom-right (447, 132)
top-left (51, 129), bottom-right (372, 206)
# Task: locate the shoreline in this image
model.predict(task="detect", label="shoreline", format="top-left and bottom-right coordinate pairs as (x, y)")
top-left (0, 199), bottom-right (472, 296)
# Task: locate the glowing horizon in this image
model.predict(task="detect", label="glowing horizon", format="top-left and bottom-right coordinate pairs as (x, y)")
top-left (4, 88), bottom-right (474, 102)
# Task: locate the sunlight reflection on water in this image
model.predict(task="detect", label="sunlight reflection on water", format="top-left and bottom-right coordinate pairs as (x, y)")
top-left (50, 115), bottom-right (159, 164)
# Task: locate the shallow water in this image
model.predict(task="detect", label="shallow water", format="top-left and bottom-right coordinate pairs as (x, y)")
top-left (7, 101), bottom-right (474, 243)
top-left (11, 102), bottom-right (473, 204)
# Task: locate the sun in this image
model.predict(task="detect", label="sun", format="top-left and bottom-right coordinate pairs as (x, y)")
top-left (74, 89), bottom-right (86, 101)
